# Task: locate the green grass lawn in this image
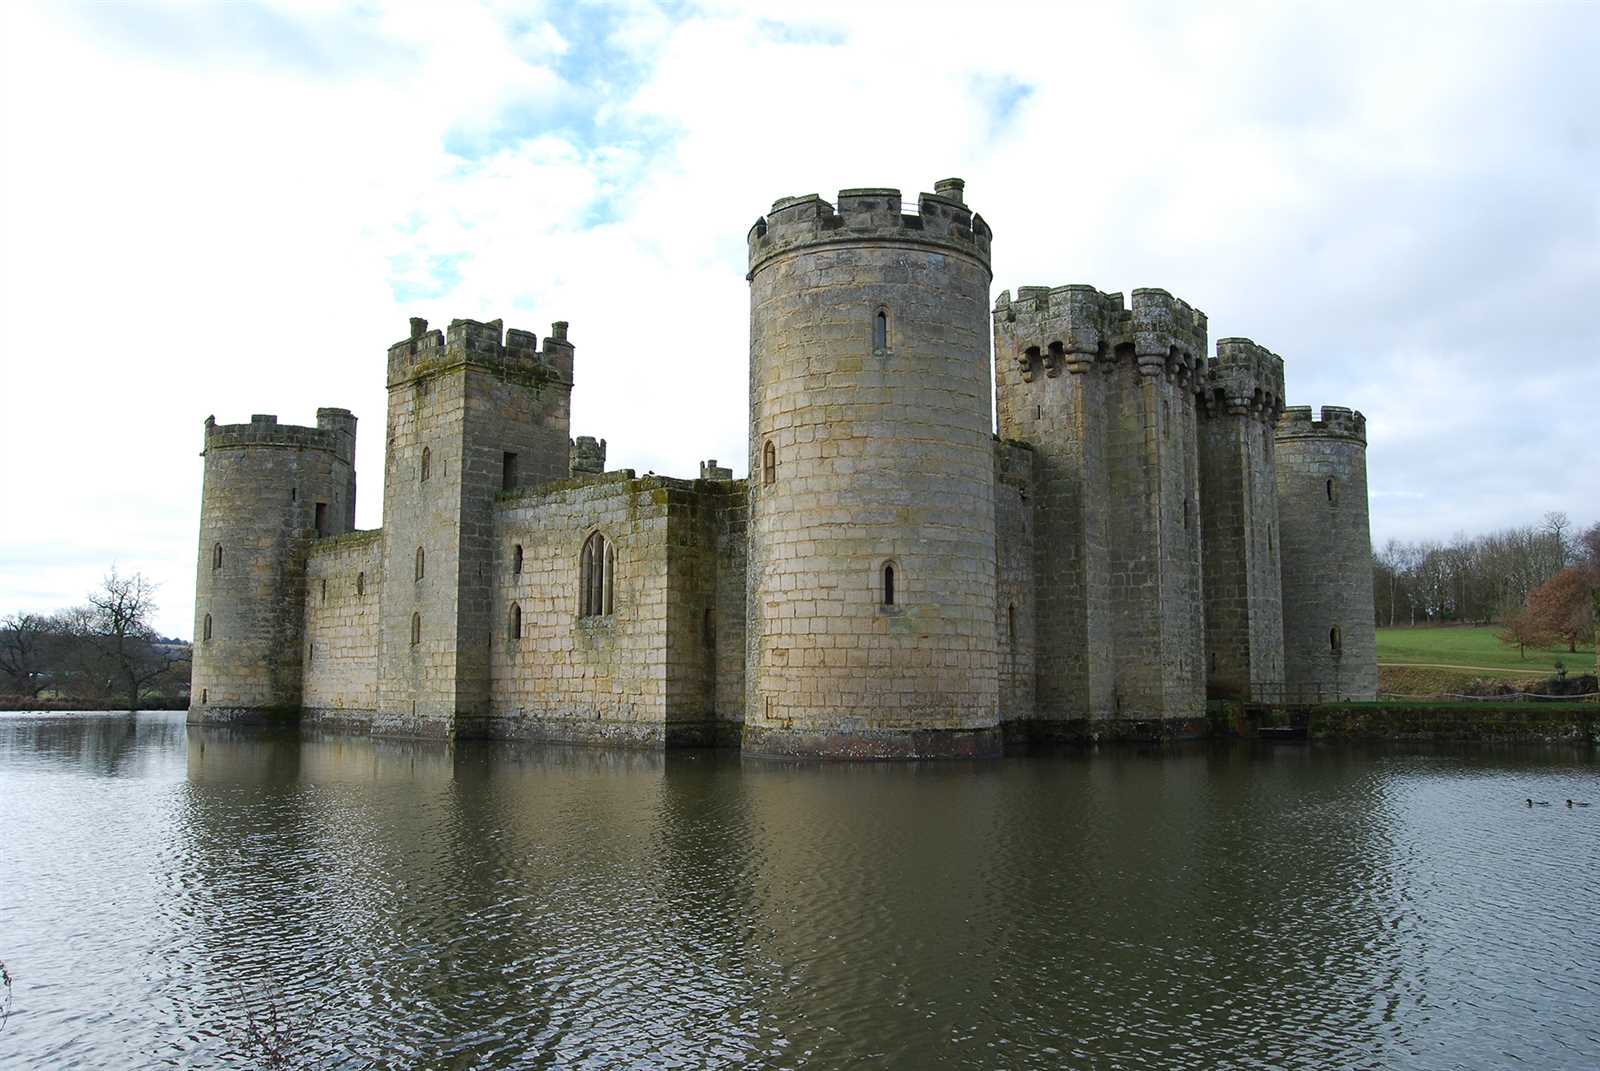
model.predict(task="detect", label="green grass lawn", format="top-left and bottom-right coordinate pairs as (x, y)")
top-left (1375, 625), bottom-right (1596, 676)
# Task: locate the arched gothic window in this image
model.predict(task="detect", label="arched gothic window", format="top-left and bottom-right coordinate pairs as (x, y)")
top-left (411, 612), bottom-right (421, 647)
top-left (421, 446), bottom-right (431, 482)
top-left (415, 546), bottom-right (425, 581)
top-left (212, 543), bottom-right (222, 570)
top-left (580, 531), bottom-right (614, 617)
top-left (762, 441), bottom-right (776, 486)
top-left (873, 308), bottom-right (888, 352)
top-left (509, 602), bottom-right (522, 641)
top-left (883, 562), bottom-right (896, 607)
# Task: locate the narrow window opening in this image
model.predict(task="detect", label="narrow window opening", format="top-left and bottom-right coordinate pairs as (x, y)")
top-left (1329, 625), bottom-right (1342, 656)
top-left (883, 563), bottom-right (896, 607)
top-left (415, 546), bottom-right (425, 581)
top-left (604, 544), bottom-right (615, 615)
top-left (1007, 603), bottom-right (1016, 644)
top-left (321, 578), bottom-right (327, 603)
top-left (309, 642), bottom-right (315, 661)
top-left (503, 452), bottom-right (520, 492)
top-left (314, 502), bottom-right (328, 536)
top-left (512, 544), bottom-right (523, 575)
top-left (1036, 404), bottom-right (1041, 421)
top-left (1210, 651), bottom-right (1218, 673)
top-left (201, 688), bottom-right (207, 704)
top-left (421, 446), bottom-right (431, 482)
top-left (411, 612), bottom-right (421, 647)
top-left (290, 486), bottom-right (297, 502)
top-left (213, 543), bottom-right (222, 570)
top-left (356, 572), bottom-right (365, 596)
top-left (762, 440), bottom-right (776, 486)
top-left (202, 613), bottom-right (212, 642)
top-left (1326, 478), bottom-right (1335, 504)
top-left (510, 602), bottom-right (522, 641)
top-left (873, 309), bottom-right (888, 352)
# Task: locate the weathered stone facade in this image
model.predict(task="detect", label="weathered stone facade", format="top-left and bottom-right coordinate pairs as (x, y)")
top-left (1275, 407), bottom-right (1378, 701)
top-left (189, 176), bottom-right (1377, 754)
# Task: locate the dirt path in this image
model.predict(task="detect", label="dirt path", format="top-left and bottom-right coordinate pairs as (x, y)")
top-left (1379, 661), bottom-right (1548, 676)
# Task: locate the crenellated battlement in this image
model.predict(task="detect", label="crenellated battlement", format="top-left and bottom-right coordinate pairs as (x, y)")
top-left (1198, 338), bottom-right (1285, 422)
top-left (747, 177), bottom-right (991, 278)
top-left (203, 412), bottom-right (347, 455)
top-left (385, 316), bottom-right (574, 389)
top-left (1276, 405), bottom-right (1366, 443)
top-left (570, 435), bottom-right (607, 475)
top-left (994, 283), bottom-right (1207, 384)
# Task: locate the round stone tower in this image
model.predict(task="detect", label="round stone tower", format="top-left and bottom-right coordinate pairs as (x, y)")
top-left (1274, 406), bottom-right (1377, 701)
top-left (191, 409), bottom-right (356, 722)
top-left (743, 178), bottom-right (999, 757)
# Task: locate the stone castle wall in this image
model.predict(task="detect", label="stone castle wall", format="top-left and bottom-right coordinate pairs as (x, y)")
top-left (375, 317), bottom-right (573, 738)
top-left (1275, 407), bottom-right (1378, 701)
top-left (992, 286), bottom-right (1208, 735)
top-left (195, 176), bottom-right (1379, 753)
top-left (486, 471), bottom-right (744, 746)
top-left (743, 183), bottom-right (1001, 757)
top-left (1197, 339), bottom-right (1286, 700)
top-left (994, 440), bottom-right (1036, 727)
top-left (303, 529), bottom-right (384, 726)
top-left (191, 410), bottom-right (355, 721)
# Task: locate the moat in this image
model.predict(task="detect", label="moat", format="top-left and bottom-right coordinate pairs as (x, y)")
top-left (4, 712), bottom-right (1598, 1069)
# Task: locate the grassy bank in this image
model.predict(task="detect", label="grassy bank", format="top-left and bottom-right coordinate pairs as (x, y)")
top-left (1376, 625), bottom-right (1596, 695)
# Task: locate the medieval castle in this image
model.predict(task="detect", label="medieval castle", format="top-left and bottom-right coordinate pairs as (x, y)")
top-left (190, 178), bottom-right (1376, 757)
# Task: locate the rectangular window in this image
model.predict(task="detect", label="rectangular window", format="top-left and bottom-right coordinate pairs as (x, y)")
top-left (314, 502), bottom-right (327, 536)
top-left (503, 452), bottom-right (519, 492)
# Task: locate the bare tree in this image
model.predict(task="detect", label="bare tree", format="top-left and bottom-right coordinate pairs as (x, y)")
top-left (68, 569), bottom-right (188, 713)
top-left (1543, 511), bottom-right (1572, 572)
top-left (0, 612), bottom-right (59, 698)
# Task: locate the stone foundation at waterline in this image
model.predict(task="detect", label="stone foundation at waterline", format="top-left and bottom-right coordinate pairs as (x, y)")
top-left (189, 178), bottom-right (1376, 756)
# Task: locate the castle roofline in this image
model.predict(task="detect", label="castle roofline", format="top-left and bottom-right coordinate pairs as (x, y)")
top-left (747, 180), bottom-right (992, 279)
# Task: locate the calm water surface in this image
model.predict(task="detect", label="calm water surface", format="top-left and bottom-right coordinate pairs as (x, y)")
top-left (2, 712), bottom-right (1598, 1069)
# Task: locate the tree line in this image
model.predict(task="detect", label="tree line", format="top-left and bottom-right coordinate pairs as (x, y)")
top-left (1372, 511), bottom-right (1600, 651)
top-left (0, 569), bottom-right (190, 712)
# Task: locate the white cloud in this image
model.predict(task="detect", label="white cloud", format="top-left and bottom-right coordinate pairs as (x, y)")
top-left (2, 0), bottom-right (1596, 637)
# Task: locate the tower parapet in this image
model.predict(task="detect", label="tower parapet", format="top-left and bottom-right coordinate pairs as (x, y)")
top-left (386, 317), bottom-right (574, 390)
top-left (994, 285), bottom-right (1207, 384)
top-left (570, 435), bottom-right (607, 476)
top-left (747, 181), bottom-right (992, 278)
top-left (1277, 405), bottom-right (1366, 442)
top-left (1198, 338), bottom-right (1284, 421)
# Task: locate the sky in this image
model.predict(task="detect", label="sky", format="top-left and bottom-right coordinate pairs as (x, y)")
top-left (1, 0), bottom-right (1596, 639)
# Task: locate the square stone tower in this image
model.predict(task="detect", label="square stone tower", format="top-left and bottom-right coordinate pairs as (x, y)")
top-left (993, 285), bottom-right (1208, 737)
top-left (377, 317), bottom-right (574, 736)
